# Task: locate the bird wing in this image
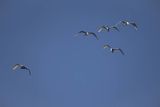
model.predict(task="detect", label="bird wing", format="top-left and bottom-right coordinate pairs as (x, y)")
top-left (119, 49), bottom-right (125, 55)
top-left (12, 64), bottom-right (21, 70)
top-left (89, 32), bottom-right (99, 40)
top-left (114, 48), bottom-right (125, 55)
top-left (115, 21), bottom-right (124, 26)
top-left (103, 44), bottom-right (111, 49)
top-left (130, 22), bottom-right (138, 30)
top-left (118, 20), bottom-right (128, 27)
top-left (74, 31), bottom-right (86, 37)
top-left (26, 68), bottom-right (31, 76)
top-left (79, 31), bottom-right (86, 34)
top-left (111, 26), bottom-right (119, 31)
top-left (104, 26), bottom-right (110, 32)
top-left (21, 66), bottom-right (32, 76)
top-left (98, 27), bottom-right (103, 32)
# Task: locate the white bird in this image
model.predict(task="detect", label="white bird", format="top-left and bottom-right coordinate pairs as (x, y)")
top-left (75, 31), bottom-right (99, 40)
top-left (98, 25), bottom-right (119, 32)
top-left (117, 20), bottom-right (138, 30)
top-left (103, 44), bottom-right (125, 55)
top-left (12, 64), bottom-right (31, 76)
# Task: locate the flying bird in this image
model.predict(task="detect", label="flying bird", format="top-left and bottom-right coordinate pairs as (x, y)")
top-left (117, 20), bottom-right (138, 30)
top-left (12, 64), bottom-right (31, 76)
top-left (98, 25), bottom-right (119, 32)
top-left (103, 44), bottom-right (125, 55)
top-left (75, 31), bottom-right (99, 40)
top-left (98, 25), bottom-right (110, 32)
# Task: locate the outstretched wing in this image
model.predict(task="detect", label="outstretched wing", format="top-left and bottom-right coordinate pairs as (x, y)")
top-left (26, 68), bottom-right (31, 76)
top-left (130, 22), bottom-right (138, 30)
top-left (79, 31), bottom-right (86, 34)
top-left (111, 26), bottom-right (119, 31)
top-left (115, 21), bottom-right (125, 27)
top-left (113, 48), bottom-right (125, 55)
top-left (89, 32), bottom-right (99, 40)
top-left (103, 44), bottom-right (111, 49)
top-left (98, 27), bottom-right (104, 32)
top-left (74, 31), bottom-right (86, 37)
top-left (119, 49), bottom-right (125, 55)
top-left (21, 66), bottom-right (32, 76)
top-left (12, 64), bottom-right (21, 70)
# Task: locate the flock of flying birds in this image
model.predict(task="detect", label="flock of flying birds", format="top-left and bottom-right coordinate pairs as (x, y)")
top-left (75, 20), bottom-right (138, 55)
top-left (12, 20), bottom-right (138, 76)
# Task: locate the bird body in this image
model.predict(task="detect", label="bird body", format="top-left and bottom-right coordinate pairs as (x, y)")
top-left (118, 20), bottom-right (138, 30)
top-left (12, 64), bottom-right (31, 76)
top-left (121, 21), bottom-right (130, 25)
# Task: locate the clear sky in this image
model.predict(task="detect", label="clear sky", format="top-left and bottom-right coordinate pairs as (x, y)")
top-left (0, 0), bottom-right (160, 107)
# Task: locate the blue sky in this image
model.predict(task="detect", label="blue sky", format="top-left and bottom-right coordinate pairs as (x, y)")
top-left (0, 0), bottom-right (160, 107)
